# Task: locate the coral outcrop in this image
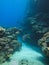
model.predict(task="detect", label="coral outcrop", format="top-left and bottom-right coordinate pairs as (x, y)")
top-left (31, 13), bottom-right (49, 33)
top-left (29, 14), bottom-right (49, 57)
top-left (22, 13), bottom-right (49, 57)
top-left (38, 32), bottom-right (49, 57)
top-left (19, 59), bottom-right (28, 65)
top-left (0, 26), bottom-right (22, 64)
top-left (0, 26), bottom-right (6, 37)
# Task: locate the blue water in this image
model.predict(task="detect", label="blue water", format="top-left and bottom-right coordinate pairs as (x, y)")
top-left (0, 0), bottom-right (46, 65)
top-left (0, 0), bottom-right (29, 28)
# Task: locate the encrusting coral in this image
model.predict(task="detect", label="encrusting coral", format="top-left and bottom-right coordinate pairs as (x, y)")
top-left (38, 32), bottom-right (49, 57)
top-left (0, 26), bottom-right (22, 64)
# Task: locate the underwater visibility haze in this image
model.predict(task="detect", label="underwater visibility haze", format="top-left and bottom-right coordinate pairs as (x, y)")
top-left (0, 0), bottom-right (29, 27)
top-left (0, 0), bottom-right (49, 65)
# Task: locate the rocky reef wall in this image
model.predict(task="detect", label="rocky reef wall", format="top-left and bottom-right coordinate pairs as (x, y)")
top-left (22, 0), bottom-right (49, 58)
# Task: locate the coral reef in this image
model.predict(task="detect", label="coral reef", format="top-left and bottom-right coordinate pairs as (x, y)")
top-left (30, 13), bottom-right (49, 58)
top-left (22, 13), bottom-right (49, 57)
top-left (38, 32), bottom-right (49, 57)
top-left (31, 13), bottom-right (49, 34)
top-left (0, 26), bottom-right (6, 37)
top-left (29, 14), bottom-right (49, 57)
top-left (0, 26), bottom-right (22, 64)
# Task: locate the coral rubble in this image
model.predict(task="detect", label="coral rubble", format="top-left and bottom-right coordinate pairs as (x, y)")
top-left (19, 59), bottom-right (28, 65)
top-left (0, 26), bottom-right (22, 64)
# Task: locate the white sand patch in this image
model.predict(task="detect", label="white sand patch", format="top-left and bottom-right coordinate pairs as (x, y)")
top-left (2, 43), bottom-right (44, 65)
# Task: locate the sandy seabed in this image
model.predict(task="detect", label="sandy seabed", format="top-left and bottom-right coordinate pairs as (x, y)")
top-left (2, 43), bottom-right (44, 65)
